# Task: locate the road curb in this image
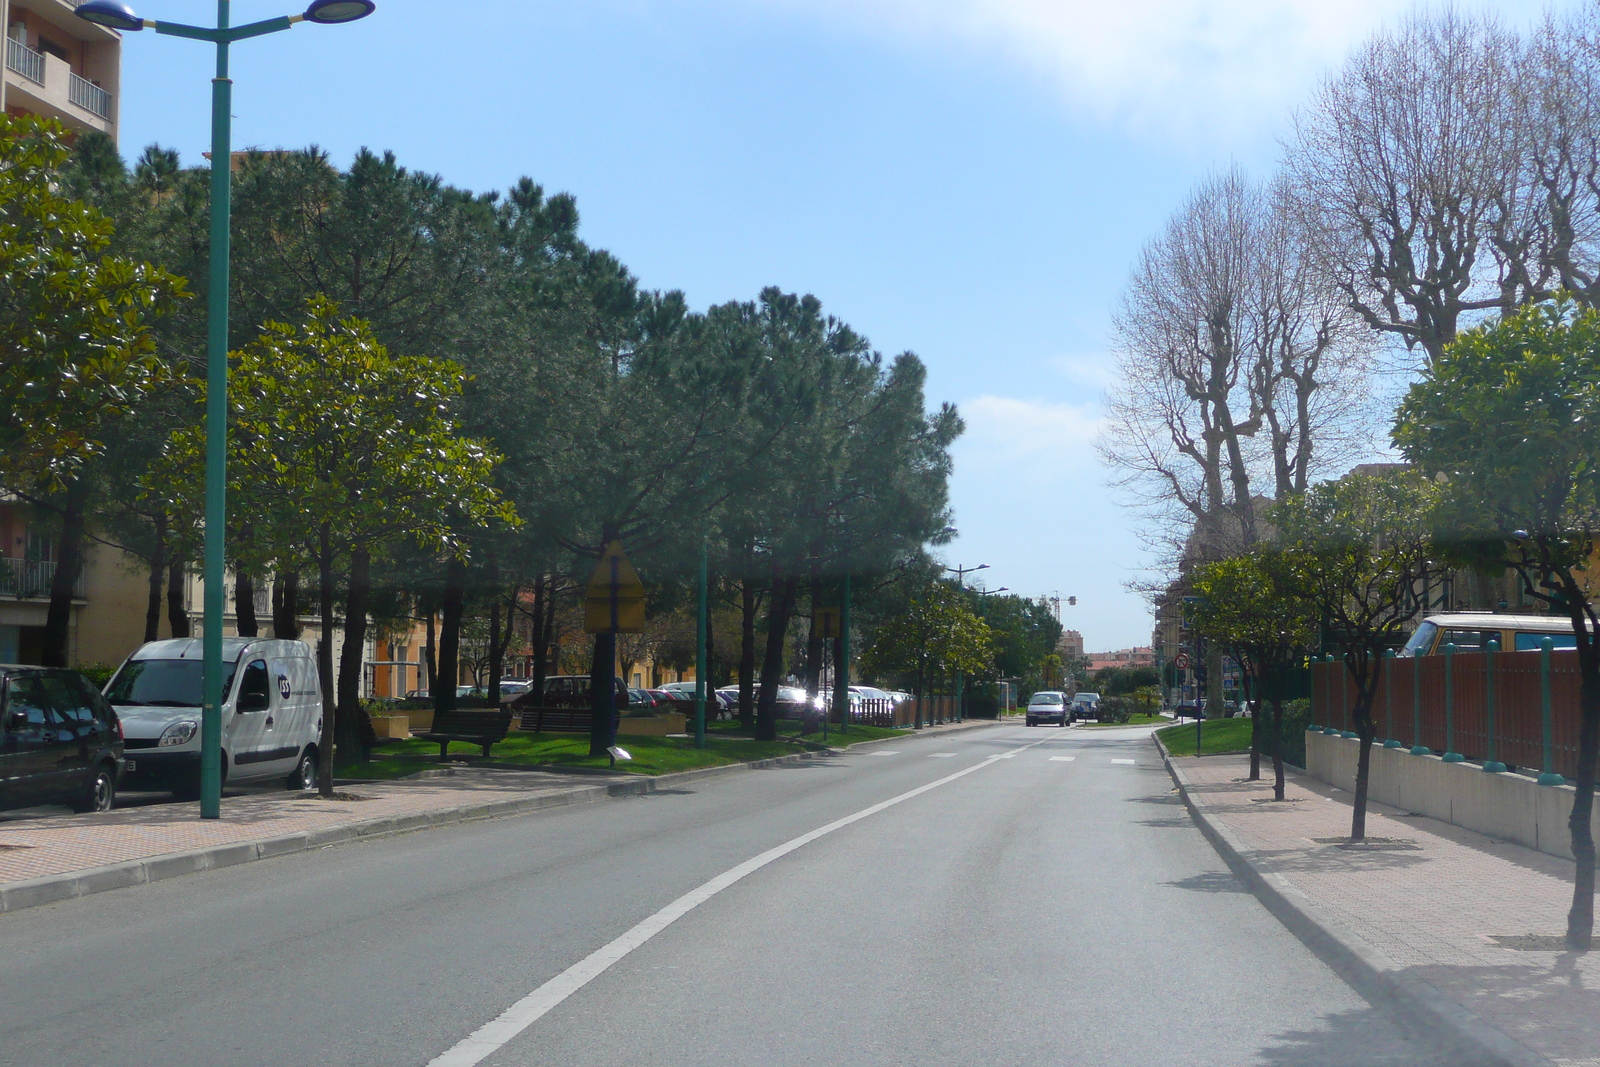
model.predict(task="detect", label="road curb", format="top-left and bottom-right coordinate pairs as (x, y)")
top-left (1152, 731), bottom-right (1555, 1067)
top-left (0, 722), bottom-right (1001, 915)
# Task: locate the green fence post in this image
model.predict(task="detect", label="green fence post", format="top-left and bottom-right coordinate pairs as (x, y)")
top-left (1337, 653), bottom-right (1357, 738)
top-left (1384, 649), bottom-right (1402, 748)
top-left (1539, 636), bottom-right (1566, 785)
top-left (1442, 642), bottom-right (1464, 762)
top-left (1483, 639), bottom-right (1505, 772)
top-left (1410, 648), bottom-right (1429, 755)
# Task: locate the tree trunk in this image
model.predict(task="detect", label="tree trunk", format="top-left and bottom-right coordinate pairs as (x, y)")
top-left (1568, 668), bottom-right (1599, 950)
top-left (41, 478), bottom-right (89, 667)
top-left (144, 514), bottom-right (166, 642)
top-left (423, 603), bottom-right (437, 694)
top-left (316, 526), bottom-right (337, 797)
top-left (1248, 672), bottom-right (1261, 781)
top-left (588, 631), bottom-right (617, 757)
top-left (803, 574), bottom-right (823, 711)
top-left (530, 576), bottom-right (549, 707)
top-left (739, 577), bottom-right (758, 730)
top-left (234, 569), bottom-right (258, 638)
top-left (1348, 658), bottom-right (1380, 842)
top-left (1272, 697), bottom-right (1286, 802)
top-left (272, 571), bottom-right (300, 639)
top-left (755, 577), bottom-right (797, 742)
top-left (336, 547), bottom-right (371, 764)
top-left (488, 599), bottom-right (504, 705)
top-left (167, 556), bottom-right (190, 639)
top-left (436, 555), bottom-right (466, 715)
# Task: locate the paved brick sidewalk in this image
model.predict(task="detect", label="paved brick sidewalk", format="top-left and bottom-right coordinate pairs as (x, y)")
top-left (1170, 751), bottom-right (1599, 1067)
top-left (0, 766), bottom-right (623, 887)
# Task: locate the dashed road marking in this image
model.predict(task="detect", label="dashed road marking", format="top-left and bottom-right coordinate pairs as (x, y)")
top-left (1112, 759), bottom-right (1136, 765)
top-left (1049, 756), bottom-right (1076, 762)
top-left (870, 751), bottom-right (899, 756)
top-left (928, 753), bottom-right (957, 758)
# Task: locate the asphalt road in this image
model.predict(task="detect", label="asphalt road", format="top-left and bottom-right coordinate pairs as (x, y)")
top-left (0, 723), bottom-right (1467, 1067)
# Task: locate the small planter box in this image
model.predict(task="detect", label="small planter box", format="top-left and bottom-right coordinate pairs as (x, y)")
top-left (370, 714), bottom-right (412, 739)
top-left (616, 713), bottom-right (687, 737)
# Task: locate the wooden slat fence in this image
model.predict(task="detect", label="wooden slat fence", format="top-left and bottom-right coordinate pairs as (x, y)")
top-left (1311, 649), bottom-right (1583, 779)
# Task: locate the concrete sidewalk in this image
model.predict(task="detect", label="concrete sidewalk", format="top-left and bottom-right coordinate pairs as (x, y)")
top-left (1162, 745), bottom-right (1599, 1067)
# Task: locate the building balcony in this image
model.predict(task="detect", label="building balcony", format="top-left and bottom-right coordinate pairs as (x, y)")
top-left (4, 36), bottom-right (116, 137)
top-left (0, 557), bottom-right (86, 600)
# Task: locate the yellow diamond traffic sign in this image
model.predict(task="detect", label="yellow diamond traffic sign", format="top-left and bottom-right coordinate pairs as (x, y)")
top-left (584, 541), bottom-right (646, 633)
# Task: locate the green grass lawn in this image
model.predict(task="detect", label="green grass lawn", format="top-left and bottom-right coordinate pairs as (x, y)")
top-left (1155, 717), bottom-right (1255, 756)
top-left (339, 722), bottom-right (907, 781)
top-left (705, 719), bottom-right (905, 746)
top-left (1080, 713), bottom-right (1167, 728)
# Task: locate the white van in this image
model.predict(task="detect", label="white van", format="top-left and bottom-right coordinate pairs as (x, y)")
top-left (105, 638), bottom-right (323, 796)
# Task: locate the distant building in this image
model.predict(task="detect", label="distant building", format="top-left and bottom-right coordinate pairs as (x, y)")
top-left (4, 0), bottom-right (121, 143)
top-left (1057, 630), bottom-right (1083, 659)
top-left (1085, 647), bottom-right (1155, 673)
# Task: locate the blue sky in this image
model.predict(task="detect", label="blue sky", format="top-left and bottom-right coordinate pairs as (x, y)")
top-left (115, 0), bottom-right (1558, 650)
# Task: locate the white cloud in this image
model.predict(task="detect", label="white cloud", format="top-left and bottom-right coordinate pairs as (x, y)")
top-left (953, 394), bottom-right (1102, 478)
top-left (733, 0), bottom-right (1557, 142)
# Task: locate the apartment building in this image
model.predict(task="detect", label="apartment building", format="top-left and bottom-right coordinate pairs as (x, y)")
top-left (3, 0), bottom-right (119, 142)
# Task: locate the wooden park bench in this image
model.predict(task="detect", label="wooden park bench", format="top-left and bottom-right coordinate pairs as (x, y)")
top-left (417, 707), bottom-right (513, 758)
top-left (514, 703), bottom-right (622, 735)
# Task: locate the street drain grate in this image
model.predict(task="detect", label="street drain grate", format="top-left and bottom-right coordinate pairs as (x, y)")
top-left (1490, 935), bottom-right (1574, 951)
top-left (1313, 837), bottom-right (1422, 851)
top-left (0, 842), bottom-right (36, 851)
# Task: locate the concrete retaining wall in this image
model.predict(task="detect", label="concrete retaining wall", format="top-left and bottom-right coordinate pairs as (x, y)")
top-left (1305, 730), bottom-right (1598, 860)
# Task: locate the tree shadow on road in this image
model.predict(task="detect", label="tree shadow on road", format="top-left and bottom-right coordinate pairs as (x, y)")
top-left (1255, 1005), bottom-right (1474, 1066)
top-left (1160, 871), bottom-right (1249, 894)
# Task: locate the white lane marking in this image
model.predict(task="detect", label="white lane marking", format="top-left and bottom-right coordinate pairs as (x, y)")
top-left (1049, 756), bottom-right (1076, 762)
top-left (928, 752), bottom-right (958, 758)
top-left (997, 753), bottom-right (1017, 759)
top-left (425, 737), bottom-right (1050, 1067)
top-left (870, 751), bottom-right (899, 756)
top-left (1112, 759), bottom-right (1136, 765)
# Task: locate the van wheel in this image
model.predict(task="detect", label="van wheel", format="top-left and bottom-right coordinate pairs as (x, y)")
top-left (285, 749), bottom-right (317, 791)
top-left (72, 762), bottom-right (117, 813)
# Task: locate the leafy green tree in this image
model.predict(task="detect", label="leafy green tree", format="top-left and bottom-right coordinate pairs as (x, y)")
top-left (1394, 298), bottom-right (1600, 949)
top-left (861, 581), bottom-right (995, 720)
top-left (157, 299), bottom-right (516, 790)
top-left (1272, 472), bottom-right (1437, 839)
top-left (1190, 550), bottom-right (1318, 799)
top-left (0, 116), bottom-right (188, 666)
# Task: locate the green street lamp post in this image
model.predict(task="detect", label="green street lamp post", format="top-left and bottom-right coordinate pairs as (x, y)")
top-left (694, 542), bottom-right (707, 750)
top-left (74, 0), bottom-right (376, 819)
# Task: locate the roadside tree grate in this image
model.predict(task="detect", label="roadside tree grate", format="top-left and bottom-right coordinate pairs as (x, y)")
top-left (1251, 797), bottom-right (1305, 804)
top-left (1312, 837), bottom-right (1422, 851)
top-left (292, 792), bottom-right (370, 803)
top-left (1490, 935), bottom-right (1574, 951)
top-left (0, 842), bottom-right (36, 851)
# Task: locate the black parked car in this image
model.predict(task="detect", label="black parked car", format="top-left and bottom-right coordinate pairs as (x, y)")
top-left (1, 666), bottom-right (124, 812)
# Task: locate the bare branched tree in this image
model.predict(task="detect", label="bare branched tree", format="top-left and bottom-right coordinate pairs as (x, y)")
top-left (1285, 8), bottom-right (1548, 367)
top-left (1102, 168), bottom-right (1372, 568)
top-left (1520, 5), bottom-right (1600, 309)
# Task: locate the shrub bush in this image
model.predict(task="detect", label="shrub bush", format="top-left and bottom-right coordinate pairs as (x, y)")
top-left (1258, 698), bottom-right (1310, 768)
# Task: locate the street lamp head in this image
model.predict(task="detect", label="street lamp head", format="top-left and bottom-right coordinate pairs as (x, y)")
top-left (303, 0), bottom-right (375, 23)
top-left (73, 1), bottom-right (144, 30)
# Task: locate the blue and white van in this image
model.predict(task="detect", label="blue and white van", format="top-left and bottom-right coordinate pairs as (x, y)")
top-left (105, 639), bottom-right (323, 796)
